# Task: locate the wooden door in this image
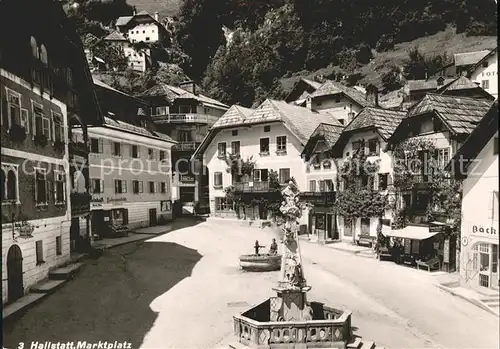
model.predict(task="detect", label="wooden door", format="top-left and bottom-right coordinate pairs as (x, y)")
top-left (7, 245), bottom-right (23, 303)
top-left (149, 208), bottom-right (157, 226)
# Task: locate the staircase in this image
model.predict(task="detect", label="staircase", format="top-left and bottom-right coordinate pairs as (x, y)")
top-left (479, 294), bottom-right (500, 316)
top-left (348, 338), bottom-right (384, 349)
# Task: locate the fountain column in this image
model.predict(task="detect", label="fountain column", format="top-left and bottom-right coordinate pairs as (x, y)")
top-left (271, 181), bottom-right (312, 322)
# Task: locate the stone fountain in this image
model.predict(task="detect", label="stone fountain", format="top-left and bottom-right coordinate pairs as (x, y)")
top-left (231, 181), bottom-right (353, 348)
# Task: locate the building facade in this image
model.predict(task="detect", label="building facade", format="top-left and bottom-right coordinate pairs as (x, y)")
top-left (140, 81), bottom-right (229, 207)
top-left (449, 102), bottom-right (498, 291)
top-left (0, 0), bottom-right (103, 304)
top-left (195, 100), bottom-right (340, 222)
top-left (469, 48), bottom-right (498, 99)
top-left (385, 94), bottom-right (494, 272)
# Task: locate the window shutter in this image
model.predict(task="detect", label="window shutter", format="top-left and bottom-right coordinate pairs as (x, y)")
top-left (53, 181), bottom-right (57, 202)
top-left (98, 139), bottom-right (103, 153)
top-left (32, 105), bottom-right (36, 139)
top-left (51, 112), bottom-right (56, 143)
top-left (387, 173), bottom-right (393, 187)
top-left (100, 179), bottom-right (104, 193)
top-left (45, 179), bottom-right (51, 203)
top-left (373, 175), bottom-right (379, 191)
top-left (122, 180), bottom-right (127, 193)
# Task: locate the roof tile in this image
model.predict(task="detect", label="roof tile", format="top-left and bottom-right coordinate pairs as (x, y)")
top-left (309, 80), bottom-right (369, 107)
top-left (344, 107), bottom-right (406, 140)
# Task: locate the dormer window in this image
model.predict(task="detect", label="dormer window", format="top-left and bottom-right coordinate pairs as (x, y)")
top-left (30, 36), bottom-right (38, 58)
top-left (482, 61), bottom-right (489, 68)
top-left (437, 77), bottom-right (444, 86)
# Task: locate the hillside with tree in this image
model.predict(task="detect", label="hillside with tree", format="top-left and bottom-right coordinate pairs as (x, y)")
top-left (65, 0), bottom-right (497, 105)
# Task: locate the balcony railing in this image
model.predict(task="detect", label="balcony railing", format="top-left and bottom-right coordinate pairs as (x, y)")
top-left (300, 191), bottom-right (336, 205)
top-left (71, 192), bottom-right (91, 216)
top-left (172, 141), bottom-right (201, 151)
top-left (233, 181), bottom-right (271, 192)
top-left (152, 113), bottom-right (219, 125)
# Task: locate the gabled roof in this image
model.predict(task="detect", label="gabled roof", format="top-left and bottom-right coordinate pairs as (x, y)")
top-left (308, 80), bottom-right (369, 107)
top-left (405, 94), bottom-right (493, 135)
top-left (343, 107), bottom-right (406, 140)
top-left (436, 76), bottom-right (495, 100)
top-left (301, 123), bottom-right (344, 160)
top-left (469, 47), bottom-right (497, 73)
top-left (104, 31), bottom-right (127, 41)
top-left (141, 83), bottom-right (229, 110)
top-left (454, 50), bottom-right (491, 67)
top-left (406, 78), bottom-right (455, 92)
top-left (192, 99), bottom-right (342, 159)
top-left (211, 105), bottom-right (253, 128)
top-left (284, 77), bottom-right (322, 103)
top-left (116, 16), bottom-right (133, 27)
top-left (446, 100), bottom-right (498, 177)
top-left (331, 107), bottom-right (406, 157)
top-left (136, 10), bottom-right (151, 16)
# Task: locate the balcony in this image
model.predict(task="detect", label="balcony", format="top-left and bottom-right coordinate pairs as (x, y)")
top-left (69, 141), bottom-right (89, 158)
top-left (233, 181), bottom-right (271, 193)
top-left (172, 141), bottom-right (201, 151)
top-left (71, 192), bottom-right (91, 216)
top-left (300, 191), bottom-right (336, 206)
top-left (152, 113), bottom-right (219, 125)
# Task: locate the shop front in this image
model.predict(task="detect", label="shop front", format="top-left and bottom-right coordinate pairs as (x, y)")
top-left (461, 223), bottom-right (499, 291)
top-left (381, 223), bottom-right (456, 271)
top-left (308, 207), bottom-right (338, 242)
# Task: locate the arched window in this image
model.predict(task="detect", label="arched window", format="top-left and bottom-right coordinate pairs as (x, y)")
top-left (40, 44), bottom-right (48, 65)
top-left (30, 36), bottom-right (39, 58)
top-left (7, 170), bottom-right (17, 200)
top-left (0, 169), bottom-right (5, 202)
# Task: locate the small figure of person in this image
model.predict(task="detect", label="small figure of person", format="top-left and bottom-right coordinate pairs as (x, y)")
top-left (254, 240), bottom-right (265, 255)
top-left (269, 238), bottom-right (278, 255)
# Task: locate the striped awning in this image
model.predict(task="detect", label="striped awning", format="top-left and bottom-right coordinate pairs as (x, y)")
top-left (381, 225), bottom-right (439, 240)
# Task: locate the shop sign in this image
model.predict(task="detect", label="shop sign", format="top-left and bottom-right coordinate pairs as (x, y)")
top-left (481, 71), bottom-right (497, 77)
top-left (107, 197), bottom-right (127, 203)
top-left (181, 175), bottom-right (195, 183)
top-left (472, 225), bottom-right (497, 236)
top-left (443, 239), bottom-right (450, 263)
top-left (429, 225), bottom-right (446, 233)
top-left (91, 196), bottom-right (104, 203)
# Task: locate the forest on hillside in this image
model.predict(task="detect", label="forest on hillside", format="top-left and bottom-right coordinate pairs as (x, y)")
top-left (67, 0), bottom-right (497, 106)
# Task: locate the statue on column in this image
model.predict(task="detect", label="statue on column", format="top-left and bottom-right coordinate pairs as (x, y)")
top-left (278, 181), bottom-right (308, 290)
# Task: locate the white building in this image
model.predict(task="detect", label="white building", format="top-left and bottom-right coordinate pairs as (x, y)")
top-left (448, 101), bottom-right (498, 291)
top-left (287, 79), bottom-right (373, 126)
top-left (469, 47), bottom-right (498, 99)
top-left (300, 123), bottom-right (343, 241)
top-left (116, 10), bottom-right (166, 44)
top-left (103, 31), bottom-right (152, 73)
top-left (194, 100), bottom-right (340, 221)
top-left (330, 106), bottom-right (406, 242)
top-left (77, 117), bottom-right (176, 232)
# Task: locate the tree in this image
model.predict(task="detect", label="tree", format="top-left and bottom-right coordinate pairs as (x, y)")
top-left (334, 149), bottom-right (388, 244)
top-left (381, 65), bottom-right (402, 92)
top-left (91, 43), bottom-right (128, 71)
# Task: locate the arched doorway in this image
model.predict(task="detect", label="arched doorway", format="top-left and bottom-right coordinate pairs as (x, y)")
top-left (7, 245), bottom-right (23, 303)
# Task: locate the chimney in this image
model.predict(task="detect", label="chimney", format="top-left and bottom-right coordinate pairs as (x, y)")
top-left (180, 80), bottom-right (196, 95)
top-left (154, 12), bottom-right (159, 21)
top-left (366, 84), bottom-right (379, 107)
top-left (133, 7), bottom-right (136, 16)
top-left (306, 96), bottom-right (312, 110)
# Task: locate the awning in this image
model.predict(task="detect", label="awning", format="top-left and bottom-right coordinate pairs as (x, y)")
top-left (381, 225), bottom-right (439, 240)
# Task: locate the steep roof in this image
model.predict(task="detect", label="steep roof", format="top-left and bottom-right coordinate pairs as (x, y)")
top-left (103, 117), bottom-right (176, 143)
top-left (211, 105), bottom-right (253, 128)
top-left (301, 123), bottom-right (344, 160)
top-left (406, 78), bottom-right (455, 92)
top-left (104, 31), bottom-right (127, 41)
top-left (141, 83), bottom-right (229, 110)
top-left (308, 80), bottom-right (370, 107)
top-left (454, 50), bottom-right (491, 67)
top-left (469, 47), bottom-right (498, 73)
top-left (406, 94), bottom-right (493, 135)
top-left (343, 107), bottom-right (406, 140)
top-left (115, 16), bottom-right (133, 27)
top-left (284, 77), bottom-right (322, 103)
top-left (436, 76), bottom-right (480, 92)
top-left (192, 99), bottom-right (342, 159)
top-left (446, 100), bottom-right (498, 177)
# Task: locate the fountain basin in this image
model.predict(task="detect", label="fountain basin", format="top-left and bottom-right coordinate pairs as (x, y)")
top-left (233, 299), bottom-right (352, 348)
top-left (239, 254), bottom-right (282, 272)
